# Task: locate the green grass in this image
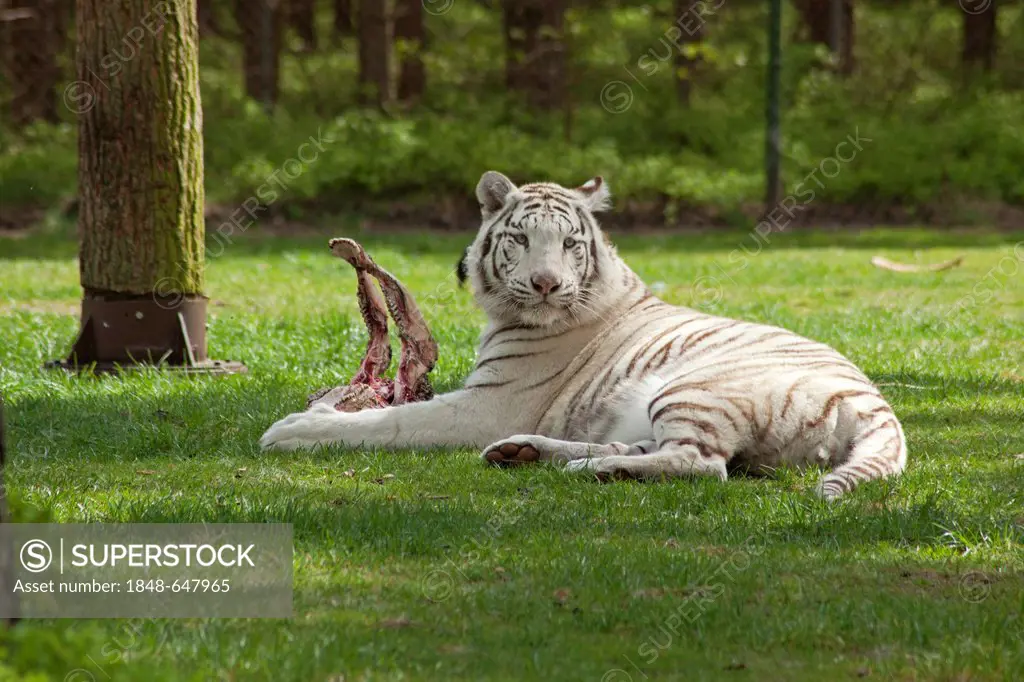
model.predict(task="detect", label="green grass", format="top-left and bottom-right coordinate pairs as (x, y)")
top-left (1, 222), bottom-right (1022, 681)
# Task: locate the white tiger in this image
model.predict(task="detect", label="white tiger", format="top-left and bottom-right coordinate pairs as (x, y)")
top-left (260, 171), bottom-right (907, 499)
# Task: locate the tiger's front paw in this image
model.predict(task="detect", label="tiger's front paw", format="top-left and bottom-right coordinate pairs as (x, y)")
top-left (481, 436), bottom-right (542, 467)
top-left (260, 404), bottom-right (343, 452)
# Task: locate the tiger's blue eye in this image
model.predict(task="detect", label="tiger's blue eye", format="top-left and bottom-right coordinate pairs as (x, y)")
top-left (512, 233), bottom-right (528, 246)
top-left (563, 237), bottom-right (578, 249)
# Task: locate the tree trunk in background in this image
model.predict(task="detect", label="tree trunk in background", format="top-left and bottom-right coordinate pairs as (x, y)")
top-left (197, 0), bottom-right (221, 37)
top-left (76, 0), bottom-right (204, 296)
top-left (288, 0), bottom-right (317, 51)
top-left (533, 0), bottom-right (566, 111)
top-left (1, 0), bottom-right (61, 127)
top-left (333, 0), bottom-right (352, 37)
top-left (674, 0), bottom-right (704, 107)
top-left (394, 0), bottom-right (425, 101)
top-left (358, 0), bottom-right (389, 105)
top-left (503, 0), bottom-right (566, 110)
top-left (962, 1), bottom-right (996, 72)
top-left (793, 0), bottom-right (854, 75)
top-left (503, 1), bottom-right (527, 92)
top-left (236, 0), bottom-right (282, 112)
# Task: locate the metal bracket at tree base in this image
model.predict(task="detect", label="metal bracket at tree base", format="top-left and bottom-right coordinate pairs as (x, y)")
top-left (45, 296), bottom-right (247, 375)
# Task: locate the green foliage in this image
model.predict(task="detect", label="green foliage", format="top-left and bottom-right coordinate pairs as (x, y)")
top-left (0, 2), bottom-right (1022, 211)
top-left (0, 122), bottom-right (77, 207)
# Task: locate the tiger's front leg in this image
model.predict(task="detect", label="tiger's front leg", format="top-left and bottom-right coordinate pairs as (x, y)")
top-left (260, 389), bottom-right (516, 452)
top-left (481, 435), bottom-right (658, 466)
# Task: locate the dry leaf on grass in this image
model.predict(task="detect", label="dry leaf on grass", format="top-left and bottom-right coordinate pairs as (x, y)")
top-left (870, 255), bottom-right (963, 273)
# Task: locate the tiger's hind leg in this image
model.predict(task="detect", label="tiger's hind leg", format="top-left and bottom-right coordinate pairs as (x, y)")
top-left (481, 435), bottom-right (657, 467)
top-left (566, 383), bottom-right (746, 482)
top-left (818, 406), bottom-right (907, 500)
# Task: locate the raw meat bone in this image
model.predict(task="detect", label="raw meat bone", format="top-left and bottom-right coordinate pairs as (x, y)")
top-left (307, 238), bottom-right (439, 412)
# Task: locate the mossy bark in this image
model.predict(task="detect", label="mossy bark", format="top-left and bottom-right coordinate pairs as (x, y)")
top-left (77, 0), bottom-right (205, 296)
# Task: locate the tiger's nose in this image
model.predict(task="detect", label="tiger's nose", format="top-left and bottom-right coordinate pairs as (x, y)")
top-left (530, 273), bottom-right (562, 295)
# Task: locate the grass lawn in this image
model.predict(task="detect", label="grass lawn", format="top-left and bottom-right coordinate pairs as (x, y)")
top-left (1, 222), bottom-right (1022, 681)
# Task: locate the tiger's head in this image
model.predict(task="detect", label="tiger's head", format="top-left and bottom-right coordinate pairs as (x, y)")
top-left (461, 171), bottom-right (626, 329)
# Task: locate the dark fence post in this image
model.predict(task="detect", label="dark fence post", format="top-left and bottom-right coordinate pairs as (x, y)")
top-left (765, 0), bottom-right (783, 212)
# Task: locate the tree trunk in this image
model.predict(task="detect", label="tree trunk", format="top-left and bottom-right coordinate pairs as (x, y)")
top-left (503, 1), bottom-right (526, 92)
top-left (235, 0), bottom-right (282, 112)
top-left (674, 0), bottom-right (704, 107)
top-left (288, 0), bottom-right (316, 51)
top-left (358, 0), bottom-right (389, 105)
top-left (76, 0), bottom-right (204, 297)
top-left (334, 0), bottom-right (352, 37)
top-left (962, 1), bottom-right (996, 72)
top-left (1, 0), bottom-right (61, 127)
top-left (793, 0), bottom-right (854, 75)
top-left (503, 0), bottom-right (566, 110)
top-left (394, 0), bottom-right (425, 101)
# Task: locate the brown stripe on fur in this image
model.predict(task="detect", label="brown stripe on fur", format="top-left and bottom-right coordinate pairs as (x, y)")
top-left (678, 329), bottom-right (762, 361)
top-left (465, 379), bottom-right (514, 389)
top-left (678, 321), bottom-right (742, 354)
top-left (662, 415), bottom-right (722, 438)
top-left (627, 317), bottom-right (709, 375)
top-left (663, 437), bottom-right (727, 459)
top-left (656, 401), bottom-right (744, 435)
top-left (849, 418), bottom-right (899, 446)
top-left (474, 351), bottom-right (543, 370)
top-left (522, 365), bottom-right (573, 392)
top-left (804, 390), bottom-right (882, 428)
top-left (857, 405), bottom-right (894, 419)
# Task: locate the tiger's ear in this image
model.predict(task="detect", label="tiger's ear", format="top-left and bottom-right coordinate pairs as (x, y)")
top-left (476, 171), bottom-right (519, 218)
top-left (574, 176), bottom-right (611, 213)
